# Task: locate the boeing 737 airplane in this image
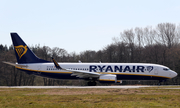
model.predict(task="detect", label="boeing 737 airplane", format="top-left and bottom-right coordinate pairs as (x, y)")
top-left (3, 33), bottom-right (178, 86)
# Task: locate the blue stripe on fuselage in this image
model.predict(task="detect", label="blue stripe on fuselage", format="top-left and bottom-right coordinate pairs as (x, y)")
top-left (16, 67), bottom-right (169, 81)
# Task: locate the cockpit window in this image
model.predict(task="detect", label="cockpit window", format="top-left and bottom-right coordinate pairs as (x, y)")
top-left (163, 68), bottom-right (169, 71)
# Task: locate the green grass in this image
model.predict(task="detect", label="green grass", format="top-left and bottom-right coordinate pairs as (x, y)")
top-left (0, 87), bottom-right (179, 108)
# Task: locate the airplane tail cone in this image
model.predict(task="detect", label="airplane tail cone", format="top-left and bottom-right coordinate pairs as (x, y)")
top-left (11, 33), bottom-right (50, 64)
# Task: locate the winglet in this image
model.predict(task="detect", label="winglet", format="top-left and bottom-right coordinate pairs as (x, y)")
top-left (52, 57), bottom-right (62, 69)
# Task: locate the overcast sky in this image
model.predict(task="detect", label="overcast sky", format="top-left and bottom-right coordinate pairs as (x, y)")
top-left (0, 0), bottom-right (180, 53)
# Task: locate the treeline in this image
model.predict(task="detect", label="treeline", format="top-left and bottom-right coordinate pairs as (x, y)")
top-left (0, 23), bottom-right (180, 86)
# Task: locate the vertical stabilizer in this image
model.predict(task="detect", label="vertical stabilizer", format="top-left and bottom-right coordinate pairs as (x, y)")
top-left (11, 33), bottom-right (50, 64)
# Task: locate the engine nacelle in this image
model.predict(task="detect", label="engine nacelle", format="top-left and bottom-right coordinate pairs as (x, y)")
top-left (117, 80), bottom-right (123, 84)
top-left (99, 74), bottom-right (117, 83)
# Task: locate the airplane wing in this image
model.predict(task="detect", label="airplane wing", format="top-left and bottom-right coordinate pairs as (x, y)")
top-left (3, 61), bottom-right (28, 67)
top-left (52, 57), bottom-right (100, 78)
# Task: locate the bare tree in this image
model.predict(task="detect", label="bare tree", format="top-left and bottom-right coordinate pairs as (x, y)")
top-left (156, 23), bottom-right (179, 48)
top-left (51, 47), bottom-right (68, 61)
top-left (143, 26), bottom-right (156, 46)
top-left (135, 27), bottom-right (144, 47)
top-left (120, 29), bottom-right (135, 62)
top-left (120, 29), bottom-right (135, 44)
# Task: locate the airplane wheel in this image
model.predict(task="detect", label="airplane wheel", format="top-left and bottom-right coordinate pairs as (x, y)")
top-left (87, 82), bottom-right (91, 86)
top-left (92, 81), bottom-right (96, 86)
top-left (87, 81), bottom-right (96, 86)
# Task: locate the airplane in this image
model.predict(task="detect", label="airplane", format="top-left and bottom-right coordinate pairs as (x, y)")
top-left (3, 33), bottom-right (178, 86)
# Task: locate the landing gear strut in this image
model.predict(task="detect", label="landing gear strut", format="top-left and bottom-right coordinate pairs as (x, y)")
top-left (87, 81), bottom-right (96, 86)
top-left (158, 81), bottom-right (161, 86)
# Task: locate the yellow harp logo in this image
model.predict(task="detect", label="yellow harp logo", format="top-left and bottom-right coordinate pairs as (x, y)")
top-left (14, 45), bottom-right (28, 59)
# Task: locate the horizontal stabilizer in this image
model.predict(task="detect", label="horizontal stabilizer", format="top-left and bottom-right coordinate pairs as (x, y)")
top-left (3, 61), bottom-right (28, 67)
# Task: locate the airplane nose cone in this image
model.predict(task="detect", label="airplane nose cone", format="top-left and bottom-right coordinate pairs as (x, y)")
top-left (171, 71), bottom-right (178, 78)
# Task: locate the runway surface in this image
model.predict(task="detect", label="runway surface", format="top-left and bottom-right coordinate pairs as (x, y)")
top-left (0, 85), bottom-right (179, 89)
top-left (0, 86), bottom-right (150, 89)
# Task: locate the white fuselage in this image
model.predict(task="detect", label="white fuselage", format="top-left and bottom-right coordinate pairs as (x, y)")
top-left (16, 62), bottom-right (177, 81)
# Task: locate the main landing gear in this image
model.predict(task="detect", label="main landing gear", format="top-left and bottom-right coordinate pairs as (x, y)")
top-left (87, 81), bottom-right (97, 86)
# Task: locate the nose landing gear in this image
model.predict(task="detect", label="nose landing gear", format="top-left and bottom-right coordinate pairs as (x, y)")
top-left (158, 80), bottom-right (166, 86)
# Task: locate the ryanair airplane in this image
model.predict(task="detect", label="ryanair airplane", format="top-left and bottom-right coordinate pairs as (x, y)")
top-left (3, 33), bottom-right (178, 86)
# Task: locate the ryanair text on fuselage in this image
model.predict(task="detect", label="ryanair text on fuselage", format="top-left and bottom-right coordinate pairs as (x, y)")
top-left (47, 65), bottom-right (154, 73)
top-left (89, 65), bottom-right (153, 72)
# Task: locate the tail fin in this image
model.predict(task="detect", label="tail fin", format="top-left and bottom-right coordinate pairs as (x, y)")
top-left (11, 33), bottom-right (50, 64)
